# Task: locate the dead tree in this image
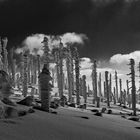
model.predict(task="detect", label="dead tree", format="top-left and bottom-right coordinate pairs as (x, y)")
top-left (69, 45), bottom-right (75, 97)
top-left (58, 41), bottom-right (64, 99)
top-left (123, 89), bottom-right (126, 106)
top-left (37, 55), bottom-right (41, 98)
top-left (39, 66), bottom-right (52, 112)
top-left (27, 55), bottom-right (31, 85)
top-left (98, 72), bottom-right (102, 99)
top-left (126, 80), bottom-right (129, 95)
top-left (22, 53), bottom-right (28, 97)
top-left (39, 37), bottom-right (51, 112)
top-left (113, 87), bottom-right (116, 104)
top-left (105, 71), bottom-right (110, 107)
top-left (109, 73), bottom-right (112, 102)
top-left (119, 79), bottom-right (122, 105)
top-left (74, 46), bottom-right (80, 105)
top-left (66, 49), bottom-right (72, 103)
top-left (128, 59), bottom-right (136, 116)
top-left (0, 38), bottom-right (3, 70)
top-left (30, 55), bottom-right (34, 84)
top-left (138, 62), bottom-right (140, 103)
top-left (92, 60), bottom-right (97, 104)
top-left (104, 81), bottom-right (106, 98)
top-left (115, 71), bottom-right (119, 102)
top-left (2, 37), bottom-right (8, 73)
top-left (10, 48), bottom-right (16, 87)
top-left (33, 56), bottom-right (37, 84)
top-left (79, 77), bottom-right (83, 96)
top-left (53, 48), bottom-right (60, 97)
top-left (82, 75), bottom-right (87, 106)
top-left (126, 80), bottom-right (131, 107)
top-left (37, 55), bottom-right (41, 75)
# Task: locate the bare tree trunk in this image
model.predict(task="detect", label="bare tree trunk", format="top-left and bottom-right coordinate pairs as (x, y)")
top-left (0, 39), bottom-right (3, 70)
top-left (74, 47), bottom-right (80, 106)
top-left (113, 87), bottom-right (116, 104)
top-left (82, 75), bottom-right (87, 106)
top-left (66, 55), bottom-right (72, 103)
top-left (119, 79), bottom-right (122, 105)
top-left (98, 72), bottom-right (102, 99)
top-left (2, 37), bottom-right (8, 73)
top-left (23, 54), bottom-right (28, 97)
top-left (109, 73), bottom-right (112, 102)
top-left (104, 81), bottom-right (106, 99)
top-left (128, 59), bottom-right (136, 116)
top-left (92, 60), bottom-right (97, 105)
top-left (105, 71), bottom-right (110, 107)
top-left (115, 71), bottom-right (118, 102)
top-left (59, 42), bottom-right (64, 99)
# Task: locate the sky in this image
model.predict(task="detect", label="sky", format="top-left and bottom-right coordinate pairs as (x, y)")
top-left (1, 0), bottom-right (140, 92)
top-left (0, 0), bottom-right (140, 58)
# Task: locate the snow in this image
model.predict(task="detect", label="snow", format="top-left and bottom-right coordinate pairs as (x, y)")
top-left (0, 105), bottom-right (140, 140)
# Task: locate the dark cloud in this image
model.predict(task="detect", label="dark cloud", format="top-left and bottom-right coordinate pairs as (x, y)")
top-left (0, 0), bottom-right (140, 59)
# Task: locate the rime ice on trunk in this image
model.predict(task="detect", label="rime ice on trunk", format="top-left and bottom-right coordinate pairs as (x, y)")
top-left (37, 55), bottom-right (41, 98)
top-left (128, 59), bottom-right (136, 116)
top-left (27, 55), bottom-right (31, 85)
top-left (105, 71), bottom-right (110, 107)
top-left (79, 78), bottom-right (83, 96)
top-left (12, 59), bottom-right (16, 87)
top-left (17, 73), bottom-right (20, 90)
top-left (74, 47), bottom-right (80, 105)
top-left (92, 60), bottom-right (97, 104)
top-left (126, 80), bottom-right (131, 107)
top-left (109, 73), bottom-right (112, 102)
top-left (115, 71), bottom-right (118, 102)
top-left (30, 55), bottom-right (34, 84)
top-left (22, 54), bottom-right (28, 97)
top-left (126, 80), bottom-right (129, 96)
top-left (113, 87), bottom-right (116, 104)
top-left (82, 75), bottom-right (87, 106)
top-left (37, 55), bottom-right (41, 75)
top-left (66, 45), bottom-right (75, 103)
top-left (39, 37), bottom-right (51, 111)
top-left (33, 56), bottom-right (37, 84)
top-left (39, 66), bottom-right (52, 112)
top-left (70, 48), bottom-right (75, 97)
top-left (104, 81), bottom-right (106, 98)
top-left (0, 38), bottom-right (3, 70)
top-left (66, 53), bottom-right (72, 103)
top-left (51, 68), bottom-right (55, 87)
top-left (20, 54), bottom-right (24, 91)
top-left (123, 89), bottom-right (126, 106)
top-left (10, 48), bottom-right (16, 87)
top-left (119, 79), bottom-right (122, 105)
top-left (2, 37), bottom-right (8, 73)
top-left (98, 73), bottom-right (102, 99)
top-left (59, 42), bottom-right (64, 99)
top-left (54, 50), bottom-right (60, 96)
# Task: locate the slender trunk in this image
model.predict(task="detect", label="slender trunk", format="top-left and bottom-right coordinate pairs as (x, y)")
top-left (115, 71), bottom-right (118, 102)
top-left (105, 71), bottom-right (110, 107)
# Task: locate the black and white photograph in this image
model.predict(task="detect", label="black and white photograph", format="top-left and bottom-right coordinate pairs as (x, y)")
top-left (0, 0), bottom-right (140, 140)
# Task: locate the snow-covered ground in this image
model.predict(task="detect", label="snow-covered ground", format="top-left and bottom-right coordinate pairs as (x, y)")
top-left (0, 106), bottom-right (140, 140)
top-left (4, 88), bottom-right (140, 140)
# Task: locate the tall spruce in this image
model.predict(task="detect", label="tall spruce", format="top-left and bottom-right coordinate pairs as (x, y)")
top-left (128, 59), bottom-right (136, 116)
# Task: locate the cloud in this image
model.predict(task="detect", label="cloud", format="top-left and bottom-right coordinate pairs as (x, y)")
top-left (15, 32), bottom-right (87, 56)
top-left (110, 51), bottom-right (140, 64)
top-left (80, 57), bottom-right (92, 70)
top-left (61, 32), bottom-right (87, 47)
top-left (15, 34), bottom-right (45, 56)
